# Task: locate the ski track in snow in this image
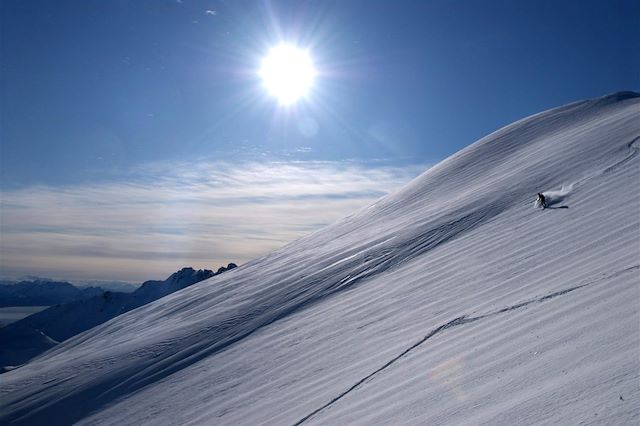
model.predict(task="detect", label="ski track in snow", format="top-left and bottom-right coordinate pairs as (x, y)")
top-left (602, 135), bottom-right (640, 174)
top-left (294, 264), bottom-right (639, 425)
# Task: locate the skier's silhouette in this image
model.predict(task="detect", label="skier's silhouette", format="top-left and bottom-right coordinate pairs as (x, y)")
top-left (537, 192), bottom-right (547, 209)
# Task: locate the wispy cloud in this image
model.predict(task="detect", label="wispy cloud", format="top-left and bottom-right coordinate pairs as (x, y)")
top-left (0, 160), bottom-right (425, 282)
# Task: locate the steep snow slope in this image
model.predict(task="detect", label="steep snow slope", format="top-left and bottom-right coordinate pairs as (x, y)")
top-left (0, 93), bottom-right (638, 425)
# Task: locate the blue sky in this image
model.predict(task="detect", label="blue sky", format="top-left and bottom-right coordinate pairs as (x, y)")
top-left (1, 0), bottom-right (638, 281)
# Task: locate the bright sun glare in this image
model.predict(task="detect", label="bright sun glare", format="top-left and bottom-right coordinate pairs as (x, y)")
top-left (260, 44), bottom-right (316, 105)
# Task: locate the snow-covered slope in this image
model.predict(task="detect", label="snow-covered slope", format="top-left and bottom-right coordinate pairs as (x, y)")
top-left (1, 92), bottom-right (638, 425)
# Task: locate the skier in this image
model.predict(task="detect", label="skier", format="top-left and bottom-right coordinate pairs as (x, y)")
top-left (536, 192), bottom-right (547, 209)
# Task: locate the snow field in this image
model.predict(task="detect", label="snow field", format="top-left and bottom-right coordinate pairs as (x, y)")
top-left (1, 93), bottom-right (638, 425)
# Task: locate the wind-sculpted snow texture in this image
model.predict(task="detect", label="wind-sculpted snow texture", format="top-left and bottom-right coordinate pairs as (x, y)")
top-left (1, 92), bottom-right (639, 425)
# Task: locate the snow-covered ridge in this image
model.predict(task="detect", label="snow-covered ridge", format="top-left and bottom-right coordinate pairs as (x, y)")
top-left (0, 92), bottom-right (638, 425)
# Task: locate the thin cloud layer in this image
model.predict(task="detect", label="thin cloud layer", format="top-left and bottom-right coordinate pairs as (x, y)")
top-left (1, 160), bottom-right (424, 282)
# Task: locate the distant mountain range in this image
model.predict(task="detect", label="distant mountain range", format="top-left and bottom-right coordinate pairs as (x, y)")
top-left (0, 278), bottom-right (142, 308)
top-left (71, 280), bottom-right (138, 293)
top-left (0, 264), bottom-right (237, 372)
top-left (0, 280), bottom-right (105, 307)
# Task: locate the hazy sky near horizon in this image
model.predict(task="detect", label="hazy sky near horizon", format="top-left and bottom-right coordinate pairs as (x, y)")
top-left (1, 0), bottom-right (638, 281)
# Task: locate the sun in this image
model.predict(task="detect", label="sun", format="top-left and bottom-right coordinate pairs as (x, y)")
top-left (260, 44), bottom-right (316, 105)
